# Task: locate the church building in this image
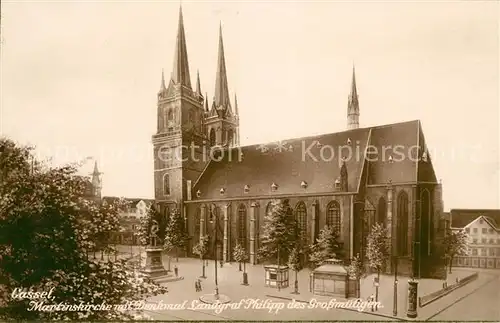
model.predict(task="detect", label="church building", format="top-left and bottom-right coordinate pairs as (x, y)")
top-left (152, 7), bottom-right (446, 278)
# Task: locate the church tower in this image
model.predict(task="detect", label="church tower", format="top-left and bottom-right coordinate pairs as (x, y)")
top-left (347, 66), bottom-right (360, 130)
top-left (205, 24), bottom-right (240, 147)
top-left (90, 161), bottom-right (102, 201)
top-left (152, 6), bottom-right (207, 217)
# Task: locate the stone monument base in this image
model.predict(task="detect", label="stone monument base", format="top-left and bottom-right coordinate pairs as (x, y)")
top-left (199, 293), bottom-right (231, 304)
top-left (141, 246), bottom-right (169, 279)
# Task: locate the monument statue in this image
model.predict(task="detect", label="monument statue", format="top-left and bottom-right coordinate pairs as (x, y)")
top-left (150, 219), bottom-right (159, 247)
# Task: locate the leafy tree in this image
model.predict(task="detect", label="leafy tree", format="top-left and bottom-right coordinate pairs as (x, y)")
top-left (257, 199), bottom-right (298, 265)
top-left (192, 235), bottom-right (209, 278)
top-left (443, 228), bottom-right (468, 273)
top-left (309, 225), bottom-right (344, 268)
top-left (288, 245), bottom-right (304, 294)
top-left (164, 208), bottom-right (189, 262)
top-left (346, 253), bottom-right (365, 298)
top-left (233, 242), bottom-right (249, 285)
top-left (366, 223), bottom-right (389, 301)
top-left (0, 138), bottom-right (167, 320)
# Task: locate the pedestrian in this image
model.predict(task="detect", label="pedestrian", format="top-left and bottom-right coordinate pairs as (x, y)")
top-left (219, 260), bottom-right (223, 268)
top-left (369, 294), bottom-right (375, 312)
top-left (174, 265), bottom-right (178, 278)
top-left (195, 280), bottom-right (199, 292)
top-left (198, 279), bottom-right (203, 292)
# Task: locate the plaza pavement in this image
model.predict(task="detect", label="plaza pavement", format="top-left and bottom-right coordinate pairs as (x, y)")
top-left (139, 256), bottom-right (485, 321)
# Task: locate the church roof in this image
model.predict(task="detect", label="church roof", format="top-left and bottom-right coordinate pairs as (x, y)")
top-left (194, 120), bottom-right (429, 200)
top-left (450, 209), bottom-right (500, 229)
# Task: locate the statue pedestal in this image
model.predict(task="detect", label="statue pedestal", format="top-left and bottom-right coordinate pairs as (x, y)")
top-left (141, 246), bottom-right (169, 278)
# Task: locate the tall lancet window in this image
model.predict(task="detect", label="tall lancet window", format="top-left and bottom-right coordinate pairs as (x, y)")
top-left (421, 189), bottom-right (432, 256)
top-left (397, 191), bottom-right (409, 256)
top-left (238, 204), bottom-right (247, 249)
top-left (163, 174), bottom-right (170, 196)
top-left (377, 197), bottom-right (386, 225)
top-left (326, 201), bottom-right (341, 235)
top-left (194, 207), bottom-right (201, 243)
top-left (295, 202), bottom-right (307, 243)
top-left (228, 129), bottom-right (234, 146)
top-left (209, 128), bottom-right (216, 146)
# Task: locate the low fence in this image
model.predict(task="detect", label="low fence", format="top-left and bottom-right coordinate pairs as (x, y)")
top-left (418, 272), bottom-right (479, 307)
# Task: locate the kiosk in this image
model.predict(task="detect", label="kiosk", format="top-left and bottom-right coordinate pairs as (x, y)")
top-left (264, 265), bottom-right (289, 288)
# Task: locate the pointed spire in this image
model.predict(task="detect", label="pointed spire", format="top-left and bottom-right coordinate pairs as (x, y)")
top-left (196, 70), bottom-right (202, 95)
top-left (92, 161), bottom-right (99, 176)
top-left (158, 69), bottom-right (166, 93)
top-left (349, 65), bottom-right (358, 102)
top-left (214, 22), bottom-right (230, 108)
top-left (347, 64), bottom-right (360, 130)
top-left (234, 94), bottom-right (239, 115)
top-left (205, 92), bottom-right (209, 112)
top-left (171, 5), bottom-right (192, 88)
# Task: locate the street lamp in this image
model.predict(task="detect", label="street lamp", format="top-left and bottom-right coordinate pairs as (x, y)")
top-left (393, 255), bottom-right (398, 316)
top-left (209, 206), bottom-right (220, 300)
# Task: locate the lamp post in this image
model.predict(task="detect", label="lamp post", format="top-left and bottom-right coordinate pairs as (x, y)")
top-left (393, 255), bottom-right (398, 316)
top-left (209, 206), bottom-right (220, 300)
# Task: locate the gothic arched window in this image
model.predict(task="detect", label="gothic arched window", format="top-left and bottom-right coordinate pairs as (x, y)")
top-left (295, 202), bottom-right (307, 241)
top-left (238, 204), bottom-right (247, 247)
top-left (194, 207), bottom-right (201, 242)
top-left (397, 191), bottom-right (409, 256)
top-left (421, 189), bottom-right (432, 256)
top-left (163, 174), bottom-right (170, 196)
top-left (266, 202), bottom-right (272, 216)
top-left (377, 197), bottom-right (386, 225)
top-left (326, 201), bottom-right (341, 234)
top-left (209, 128), bottom-right (216, 146)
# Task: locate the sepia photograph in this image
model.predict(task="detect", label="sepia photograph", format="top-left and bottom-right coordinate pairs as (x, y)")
top-left (0, 0), bottom-right (499, 321)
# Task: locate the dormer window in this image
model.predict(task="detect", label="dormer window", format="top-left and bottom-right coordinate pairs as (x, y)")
top-left (347, 138), bottom-right (352, 145)
top-left (300, 181), bottom-right (308, 189)
top-left (288, 145), bottom-right (294, 152)
top-left (244, 185), bottom-right (250, 193)
top-left (271, 182), bottom-right (278, 192)
top-left (388, 155), bottom-right (394, 163)
top-left (220, 188), bottom-right (226, 195)
top-left (334, 178), bottom-right (341, 189)
top-left (196, 190), bottom-right (201, 198)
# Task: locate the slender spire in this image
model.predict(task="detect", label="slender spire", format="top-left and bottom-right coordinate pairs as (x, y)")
top-left (158, 69), bottom-right (166, 93)
top-left (196, 70), bottom-right (202, 95)
top-left (171, 5), bottom-right (192, 88)
top-left (234, 94), bottom-right (239, 115)
top-left (92, 161), bottom-right (99, 176)
top-left (214, 22), bottom-right (230, 108)
top-left (349, 65), bottom-right (358, 102)
top-left (347, 65), bottom-right (360, 130)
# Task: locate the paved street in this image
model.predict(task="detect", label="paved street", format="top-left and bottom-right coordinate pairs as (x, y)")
top-left (425, 268), bottom-right (500, 321)
top-left (114, 252), bottom-right (500, 321)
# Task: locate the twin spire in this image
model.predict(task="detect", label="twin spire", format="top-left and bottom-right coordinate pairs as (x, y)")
top-left (214, 23), bottom-right (231, 109)
top-left (161, 6), bottom-right (235, 116)
top-left (171, 6), bottom-right (191, 89)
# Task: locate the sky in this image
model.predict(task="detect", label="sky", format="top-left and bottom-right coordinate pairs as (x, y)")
top-left (1, 1), bottom-right (499, 211)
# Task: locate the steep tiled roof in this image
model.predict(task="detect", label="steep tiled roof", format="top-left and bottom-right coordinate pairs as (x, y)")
top-left (450, 209), bottom-right (500, 229)
top-left (193, 120), bottom-right (431, 200)
top-left (367, 120), bottom-right (420, 184)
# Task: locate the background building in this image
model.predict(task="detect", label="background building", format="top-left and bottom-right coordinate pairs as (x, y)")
top-left (450, 209), bottom-right (500, 269)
